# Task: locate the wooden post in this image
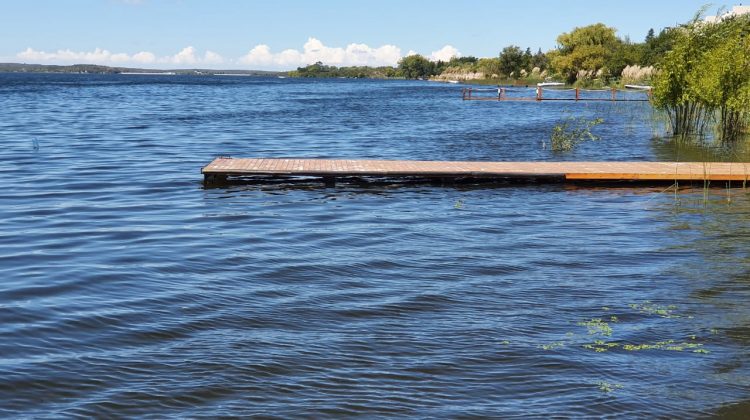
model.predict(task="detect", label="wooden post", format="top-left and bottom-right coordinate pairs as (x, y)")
top-left (575, 87), bottom-right (580, 101)
top-left (462, 88), bottom-right (466, 100)
top-left (611, 88), bottom-right (616, 101)
top-left (536, 86), bottom-right (543, 101)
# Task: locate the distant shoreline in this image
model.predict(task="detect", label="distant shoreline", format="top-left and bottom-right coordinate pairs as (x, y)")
top-left (0, 62), bottom-right (284, 77)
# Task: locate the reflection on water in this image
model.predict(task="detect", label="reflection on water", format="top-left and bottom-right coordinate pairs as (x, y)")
top-left (651, 134), bottom-right (750, 162)
top-left (0, 74), bottom-right (749, 417)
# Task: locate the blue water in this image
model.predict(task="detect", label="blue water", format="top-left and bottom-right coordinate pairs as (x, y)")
top-left (1, 73), bottom-right (750, 417)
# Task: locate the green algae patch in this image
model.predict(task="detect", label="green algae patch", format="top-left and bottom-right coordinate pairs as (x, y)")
top-left (597, 381), bottom-right (624, 393)
top-left (628, 301), bottom-right (684, 318)
top-left (578, 318), bottom-right (614, 337)
top-left (583, 340), bottom-right (620, 352)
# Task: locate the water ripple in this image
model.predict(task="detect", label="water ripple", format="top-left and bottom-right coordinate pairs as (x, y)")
top-left (0, 74), bottom-right (748, 417)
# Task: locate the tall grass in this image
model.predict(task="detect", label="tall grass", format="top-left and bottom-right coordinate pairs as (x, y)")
top-left (652, 11), bottom-right (750, 142)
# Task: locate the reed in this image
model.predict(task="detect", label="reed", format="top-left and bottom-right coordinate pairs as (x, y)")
top-left (652, 11), bottom-right (750, 141)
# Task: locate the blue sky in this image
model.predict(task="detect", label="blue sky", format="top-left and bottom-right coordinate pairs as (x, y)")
top-left (0, 0), bottom-right (731, 69)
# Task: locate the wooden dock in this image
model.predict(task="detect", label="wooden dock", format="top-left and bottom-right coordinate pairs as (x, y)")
top-left (461, 87), bottom-right (651, 102)
top-left (202, 157), bottom-right (750, 185)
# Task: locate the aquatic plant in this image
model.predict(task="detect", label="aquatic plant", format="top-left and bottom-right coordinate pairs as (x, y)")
top-left (574, 304), bottom-right (713, 355)
top-left (597, 381), bottom-right (623, 393)
top-left (629, 301), bottom-right (682, 318)
top-left (652, 11), bottom-right (750, 141)
top-left (550, 116), bottom-right (604, 152)
top-left (539, 341), bottom-right (565, 351)
top-left (622, 340), bottom-right (707, 353)
top-left (583, 340), bottom-right (620, 352)
top-left (577, 318), bottom-right (614, 337)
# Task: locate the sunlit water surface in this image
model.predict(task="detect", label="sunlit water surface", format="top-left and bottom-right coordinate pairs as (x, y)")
top-left (1, 74), bottom-right (750, 417)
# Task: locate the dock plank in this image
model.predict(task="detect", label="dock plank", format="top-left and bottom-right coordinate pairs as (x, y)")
top-left (202, 157), bottom-right (750, 183)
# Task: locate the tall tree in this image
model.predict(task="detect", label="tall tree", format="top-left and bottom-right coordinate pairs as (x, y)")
top-left (499, 45), bottom-right (525, 78)
top-left (645, 28), bottom-right (655, 43)
top-left (532, 48), bottom-right (549, 71)
top-left (397, 54), bottom-right (435, 79)
top-left (549, 23), bottom-right (620, 83)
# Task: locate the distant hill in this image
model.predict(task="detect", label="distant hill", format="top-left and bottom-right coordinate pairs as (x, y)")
top-left (0, 62), bottom-right (284, 76)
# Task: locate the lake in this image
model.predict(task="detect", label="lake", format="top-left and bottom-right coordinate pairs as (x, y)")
top-left (1, 73), bottom-right (749, 417)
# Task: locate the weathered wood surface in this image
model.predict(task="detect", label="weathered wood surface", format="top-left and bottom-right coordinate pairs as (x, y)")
top-left (202, 157), bottom-right (750, 182)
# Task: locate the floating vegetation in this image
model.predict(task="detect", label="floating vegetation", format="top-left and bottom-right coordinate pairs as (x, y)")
top-left (622, 339), bottom-right (708, 353)
top-left (583, 340), bottom-right (620, 353)
top-left (597, 381), bottom-right (623, 393)
top-left (454, 199), bottom-right (464, 209)
top-left (578, 318), bottom-right (614, 337)
top-left (523, 300), bottom-right (717, 356)
top-left (628, 301), bottom-right (686, 318)
top-left (573, 303), bottom-right (713, 355)
top-left (539, 341), bottom-right (565, 351)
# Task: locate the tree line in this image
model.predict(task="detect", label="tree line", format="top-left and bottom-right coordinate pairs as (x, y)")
top-left (290, 22), bottom-right (676, 86)
top-left (399, 23), bottom-right (676, 85)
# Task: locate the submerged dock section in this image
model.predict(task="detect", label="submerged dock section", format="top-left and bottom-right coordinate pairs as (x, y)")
top-left (461, 86), bottom-right (651, 102)
top-left (202, 157), bottom-right (750, 186)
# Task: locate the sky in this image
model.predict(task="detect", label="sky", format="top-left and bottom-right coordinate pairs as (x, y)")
top-left (0, 0), bottom-right (734, 70)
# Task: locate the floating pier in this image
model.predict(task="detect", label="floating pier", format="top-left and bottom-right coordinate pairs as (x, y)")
top-left (202, 157), bottom-right (750, 186)
top-left (461, 86), bottom-right (651, 102)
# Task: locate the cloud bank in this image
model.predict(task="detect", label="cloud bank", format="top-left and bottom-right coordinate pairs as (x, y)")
top-left (17, 46), bottom-right (224, 67)
top-left (239, 38), bottom-right (403, 68)
top-left (16, 39), bottom-right (460, 70)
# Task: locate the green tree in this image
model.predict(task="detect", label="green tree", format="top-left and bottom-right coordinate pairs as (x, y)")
top-left (448, 56), bottom-right (479, 66)
top-left (606, 38), bottom-right (644, 77)
top-left (499, 45), bottom-right (525, 78)
top-left (549, 23), bottom-right (620, 83)
top-left (645, 28), bottom-right (655, 43)
top-left (476, 57), bottom-right (502, 77)
top-left (642, 27), bottom-right (678, 66)
top-left (397, 54), bottom-right (435, 79)
top-left (532, 48), bottom-right (549, 71)
top-left (523, 47), bottom-right (533, 71)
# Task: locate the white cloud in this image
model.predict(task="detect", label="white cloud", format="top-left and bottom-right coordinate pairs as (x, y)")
top-left (16, 46), bottom-right (224, 68)
top-left (239, 37), bottom-right (403, 69)
top-left (203, 50), bottom-right (224, 65)
top-left (429, 45), bottom-right (461, 62)
top-left (167, 46), bottom-right (198, 65)
top-left (18, 47), bottom-right (117, 63)
top-left (132, 51), bottom-right (156, 63)
top-left (239, 44), bottom-right (274, 66)
top-left (15, 41), bottom-right (460, 70)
